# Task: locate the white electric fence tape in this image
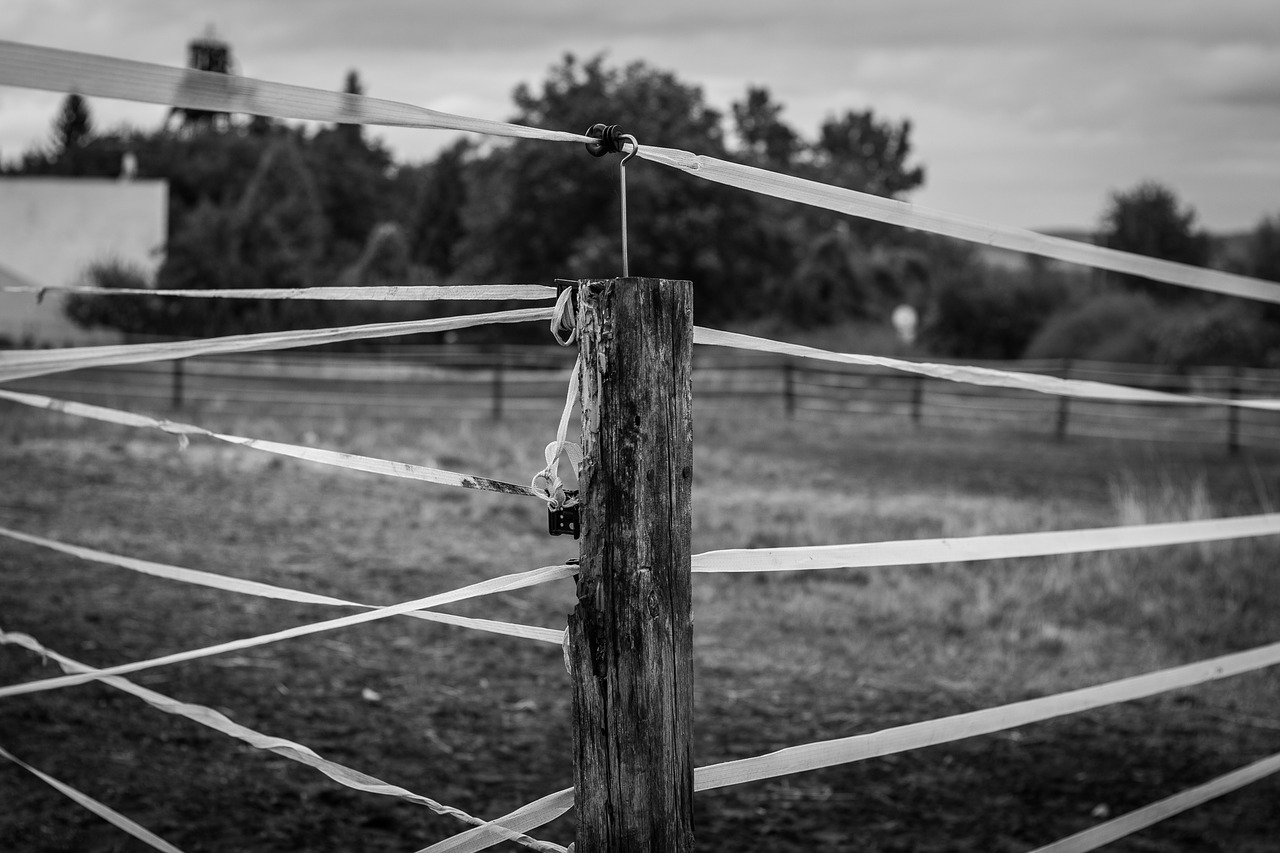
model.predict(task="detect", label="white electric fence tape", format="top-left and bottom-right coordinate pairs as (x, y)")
top-left (0, 307), bottom-right (553, 384)
top-left (639, 146), bottom-right (1280, 305)
top-left (5, 40), bottom-right (1279, 305)
top-left (0, 526), bottom-right (563, 644)
top-left (0, 40), bottom-right (590, 145)
top-left (421, 789), bottom-right (576, 853)
top-left (694, 327), bottom-right (1280, 411)
top-left (692, 513), bottom-right (1280, 573)
top-left (693, 640), bottom-right (1280, 791)
top-left (0, 745), bottom-right (186, 853)
top-left (435, 639), bottom-right (1280, 852)
top-left (0, 283), bottom-right (556, 301)
top-left (0, 563), bottom-right (574, 699)
top-left (1026, 751), bottom-right (1280, 853)
top-left (0, 389), bottom-right (538, 498)
top-left (0, 633), bottom-right (564, 853)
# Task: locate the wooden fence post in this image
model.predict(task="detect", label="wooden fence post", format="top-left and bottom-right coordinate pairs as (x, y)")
top-left (491, 344), bottom-right (504, 421)
top-left (1228, 368), bottom-right (1241, 455)
top-left (1055, 359), bottom-right (1072, 441)
top-left (170, 360), bottom-right (184, 411)
top-left (568, 277), bottom-right (695, 853)
top-left (783, 362), bottom-right (796, 419)
top-left (910, 374), bottom-right (924, 426)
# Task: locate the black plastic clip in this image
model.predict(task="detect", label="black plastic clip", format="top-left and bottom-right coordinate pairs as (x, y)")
top-left (585, 123), bottom-right (628, 157)
top-left (548, 490), bottom-right (580, 539)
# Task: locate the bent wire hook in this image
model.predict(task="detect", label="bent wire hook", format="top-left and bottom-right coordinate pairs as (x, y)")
top-left (586, 124), bottom-right (640, 277)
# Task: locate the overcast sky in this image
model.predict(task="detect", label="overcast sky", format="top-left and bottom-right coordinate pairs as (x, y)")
top-left (3, 0), bottom-right (1278, 231)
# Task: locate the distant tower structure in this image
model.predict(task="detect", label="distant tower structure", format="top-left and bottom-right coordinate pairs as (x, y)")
top-left (165, 26), bottom-right (235, 134)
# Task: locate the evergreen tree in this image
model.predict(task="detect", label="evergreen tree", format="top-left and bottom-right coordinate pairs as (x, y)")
top-left (338, 69), bottom-right (365, 145)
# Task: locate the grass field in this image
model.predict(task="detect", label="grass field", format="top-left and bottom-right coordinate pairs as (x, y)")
top-left (1, 397), bottom-right (1278, 852)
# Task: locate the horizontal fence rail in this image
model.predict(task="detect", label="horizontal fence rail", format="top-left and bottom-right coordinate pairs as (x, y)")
top-left (7, 347), bottom-right (1280, 451)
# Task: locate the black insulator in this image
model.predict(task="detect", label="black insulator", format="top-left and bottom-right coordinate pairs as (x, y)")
top-left (585, 123), bottom-right (626, 157)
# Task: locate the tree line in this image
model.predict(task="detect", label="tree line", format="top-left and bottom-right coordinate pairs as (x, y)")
top-left (6, 50), bottom-right (1279, 365)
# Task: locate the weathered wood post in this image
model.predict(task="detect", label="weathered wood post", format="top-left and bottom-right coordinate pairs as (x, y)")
top-left (170, 359), bottom-right (184, 411)
top-left (783, 361), bottom-right (796, 419)
top-left (1055, 358), bottom-right (1072, 441)
top-left (491, 344), bottom-right (505, 421)
top-left (910, 374), bottom-right (924, 426)
top-left (1228, 367), bottom-right (1241, 455)
top-left (568, 277), bottom-right (695, 853)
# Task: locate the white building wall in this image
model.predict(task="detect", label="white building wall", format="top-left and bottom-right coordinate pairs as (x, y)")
top-left (0, 177), bottom-right (167, 346)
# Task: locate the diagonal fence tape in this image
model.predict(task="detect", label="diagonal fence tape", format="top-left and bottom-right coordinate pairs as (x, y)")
top-left (1026, 750), bottom-right (1280, 853)
top-left (0, 563), bottom-right (575, 699)
top-left (0, 389), bottom-right (538, 498)
top-left (0, 307), bottom-right (553, 383)
top-left (0, 632), bottom-right (565, 853)
top-left (433, 639), bottom-right (1280, 852)
top-left (0, 745), bottom-right (186, 853)
top-left (694, 326), bottom-right (1280, 410)
top-left (691, 513), bottom-right (1280, 573)
top-left (0, 283), bottom-right (556, 301)
top-left (0, 40), bottom-right (590, 145)
top-left (0, 526), bottom-right (564, 645)
top-left (6, 38), bottom-right (1275, 306)
top-left (639, 145), bottom-right (1280, 305)
top-left (420, 789), bottom-right (576, 853)
top-left (692, 640), bottom-right (1280, 791)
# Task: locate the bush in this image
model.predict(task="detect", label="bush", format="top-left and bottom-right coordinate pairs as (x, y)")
top-left (921, 265), bottom-right (1074, 359)
top-left (1151, 302), bottom-right (1280, 368)
top-left (63, 259), bottom-right (161, 334)
top-left (1025, 294), bottom-right (1280, 368)
top-left (1022, 292), bottom-right (1162, 362)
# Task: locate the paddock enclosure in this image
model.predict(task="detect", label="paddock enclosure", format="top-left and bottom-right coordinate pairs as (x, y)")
top-left (2, 39), bottom-right (1279, 853)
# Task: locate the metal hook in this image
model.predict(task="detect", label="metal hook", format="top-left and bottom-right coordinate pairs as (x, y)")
top-left (585, 124), bottom-right (641, 278)
top-left (618, 134), bottom-right (638, 278)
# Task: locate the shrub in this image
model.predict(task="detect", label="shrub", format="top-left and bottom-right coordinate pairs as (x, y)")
top-left (63, 259), bottom-right (161, 334)
top-left (1026, 294), bottom-right (1280, 367)
top-left (921, 265), bottom-right (1074, 359)
top-left (1022, 292), bottom-right (1161, 362)
top-left (1151, 302), bottom-right (1280, 368)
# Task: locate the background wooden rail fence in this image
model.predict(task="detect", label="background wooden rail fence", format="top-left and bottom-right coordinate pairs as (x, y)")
top-left (8, 346), bottom-right (1280, 451)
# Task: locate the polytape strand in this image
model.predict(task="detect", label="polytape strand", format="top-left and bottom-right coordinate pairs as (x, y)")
top-left (0, 563), bottom-right (574, 699)
top-left (694, 327), bottom-right (1280, 411)
top-left (692, 640), bottom-right (1280, 790)
top-left (6, 36), bottom-right (1276, 306)
top-left (1027, 750), bottom-right (1280, 853)
top-left (639, 145), bottom-right (1280, 305)
top-left (0, 632), bottom-right (564, 853)
top-left (0, 526), bottom-right (564, 644)
top-left (0, 389), bottom-right (538, 499)
top-left (0, 306), bottom-right (553, 383)
top-left (0, 745), bottom-right (186, 853)
top-left (0, 40), bottom-right (589, 145)
top-left (0, 283), bottom-right (556, 301)
top-left (433, 639), bottom-right (1280, 852)
top-left (692, 512), bottom-right (1280, 572)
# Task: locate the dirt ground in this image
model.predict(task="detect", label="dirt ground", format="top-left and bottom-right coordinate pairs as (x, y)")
top-left (1, 403), bottom-right (1278, 852)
